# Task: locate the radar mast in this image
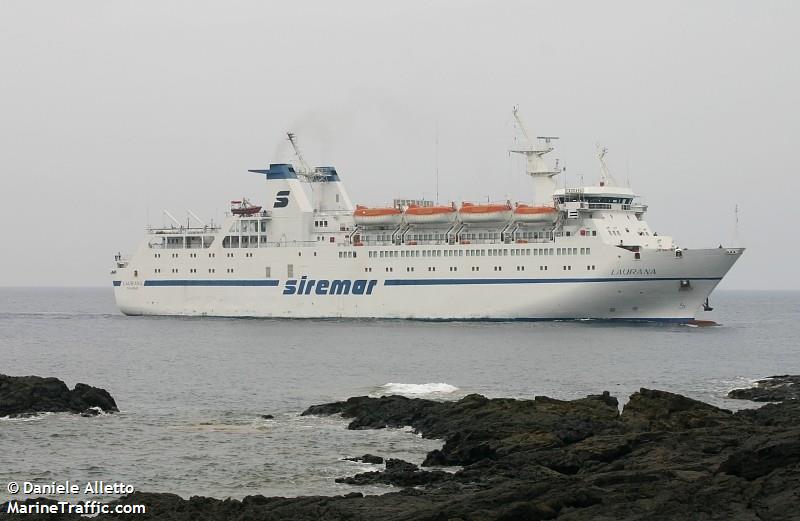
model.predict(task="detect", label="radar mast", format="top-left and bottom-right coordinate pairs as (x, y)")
top-left (509, 107), bottom-right (561, 206)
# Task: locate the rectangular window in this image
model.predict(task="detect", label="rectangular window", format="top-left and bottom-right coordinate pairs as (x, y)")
top-left (287, 264), bottom-right (294, 278)
top-left (265, 267), bottom-right (271, 278)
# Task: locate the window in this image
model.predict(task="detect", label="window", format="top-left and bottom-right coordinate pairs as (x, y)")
top-left (287, 264), bottom-right (294, 278)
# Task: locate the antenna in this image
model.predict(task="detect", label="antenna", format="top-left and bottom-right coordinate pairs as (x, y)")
top-left (512, 106), bottom-right (533, 144)
top-left (188, 210), bottom-right (206, 227)
top-left (435, 121), bottom-right (440, 204)
top-left (163, 210), bottom-right (181, 227)
top-left (596, 145), bottom-right (617, 187)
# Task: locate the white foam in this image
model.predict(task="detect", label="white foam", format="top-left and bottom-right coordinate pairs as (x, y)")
top-left (373, 382), bottom-right (460, 397)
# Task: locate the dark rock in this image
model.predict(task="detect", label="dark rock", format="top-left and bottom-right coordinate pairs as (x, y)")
top-left (718, 433), bottom-right (800, 480)
top-left (344, 453), bottom-right (384, 464)
top-left (621, 388), bottom-right (735, 430)
top-left (336, 458), bottom-right (451, 487)
top-left (736, 398), bottom-right (800, 426)
top-left (260, 414), bottom-right (275, 420)
top-left (586, 390), bottom-right (619, 408)
top-left (0, 374), bottom-right (118, 417)
top-left (728, 375), bottom-right (800, 402)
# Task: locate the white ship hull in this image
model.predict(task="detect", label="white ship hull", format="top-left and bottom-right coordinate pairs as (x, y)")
top-left (113, 246), bottom-right (742, 321)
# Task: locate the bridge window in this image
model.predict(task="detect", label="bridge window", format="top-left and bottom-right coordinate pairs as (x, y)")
top-left (167, 237), bottom-right (183, 249)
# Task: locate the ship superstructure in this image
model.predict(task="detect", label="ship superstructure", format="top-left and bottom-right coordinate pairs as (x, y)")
top-left (111, 111), bottom-right (743, 321)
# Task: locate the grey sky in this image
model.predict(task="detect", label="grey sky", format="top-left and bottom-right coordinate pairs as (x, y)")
top-left (1, 1), bottom-right (797, 289)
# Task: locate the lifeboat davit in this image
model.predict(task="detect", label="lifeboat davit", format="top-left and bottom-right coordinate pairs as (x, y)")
top-left (513, 204), bottom-right (558, 223)
top-left (404, 204), bottom-right (457, 225)
top-left (353, 205), bottom-right (403, 226)
top-left (458, 202), bottom-right (512, 223)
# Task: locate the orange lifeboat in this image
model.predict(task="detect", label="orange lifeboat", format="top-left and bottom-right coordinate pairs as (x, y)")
top-left (404, 204), bottom-right (457, 225)
top-left (353, 205), bottom-right (403, 226)
top-left (513, 204), bottom-right (558, 223)
top-left (458, 202), bottom-right (512, 223)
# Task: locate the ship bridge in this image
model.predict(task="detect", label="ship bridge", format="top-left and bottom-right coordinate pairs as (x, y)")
top-left (553, 186), bottom-right (647, 219)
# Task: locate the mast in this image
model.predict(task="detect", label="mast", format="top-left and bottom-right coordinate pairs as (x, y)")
top-left (596, 145), bottom-right (617, 187)
top-left (509, 107), bottom-right (561, 206)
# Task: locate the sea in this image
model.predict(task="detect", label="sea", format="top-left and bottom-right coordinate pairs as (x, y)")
top-left (1, 288), bottom-right (798, 503)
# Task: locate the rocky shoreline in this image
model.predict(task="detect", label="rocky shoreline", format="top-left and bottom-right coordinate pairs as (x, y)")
top-left (3, 380), bottom-right (799, 520)
top-left (728, 374), bottom-right (800, 402)
top-left (0, 374), bottom-right (118, 418)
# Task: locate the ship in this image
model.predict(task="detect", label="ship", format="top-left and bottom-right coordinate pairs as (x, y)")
top-left (111, 111), bottom-right (743, 321)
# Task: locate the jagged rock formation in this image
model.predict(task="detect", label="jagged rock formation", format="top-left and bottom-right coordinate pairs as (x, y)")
top-left (0, 374), bottom-right (117, 417)
top-left (728, 374), bottom-right (800, 402)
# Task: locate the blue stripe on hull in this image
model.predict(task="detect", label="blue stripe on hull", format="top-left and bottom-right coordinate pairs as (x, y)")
top-left (383, 277), bottom-right (722, 286)
top-left (142, 280), bottom-right (280, 287)
top-left (403, 316), bottom-right (694, 324)
top-left (113, 277), bottom-right (720, 288)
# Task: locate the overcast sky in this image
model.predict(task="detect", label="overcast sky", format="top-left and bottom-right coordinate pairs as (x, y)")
top-left (1, 1), bottom-right (797, 289)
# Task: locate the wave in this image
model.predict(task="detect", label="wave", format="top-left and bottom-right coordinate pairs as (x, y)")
top-left (372, 382), bottom-right (460, 397)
